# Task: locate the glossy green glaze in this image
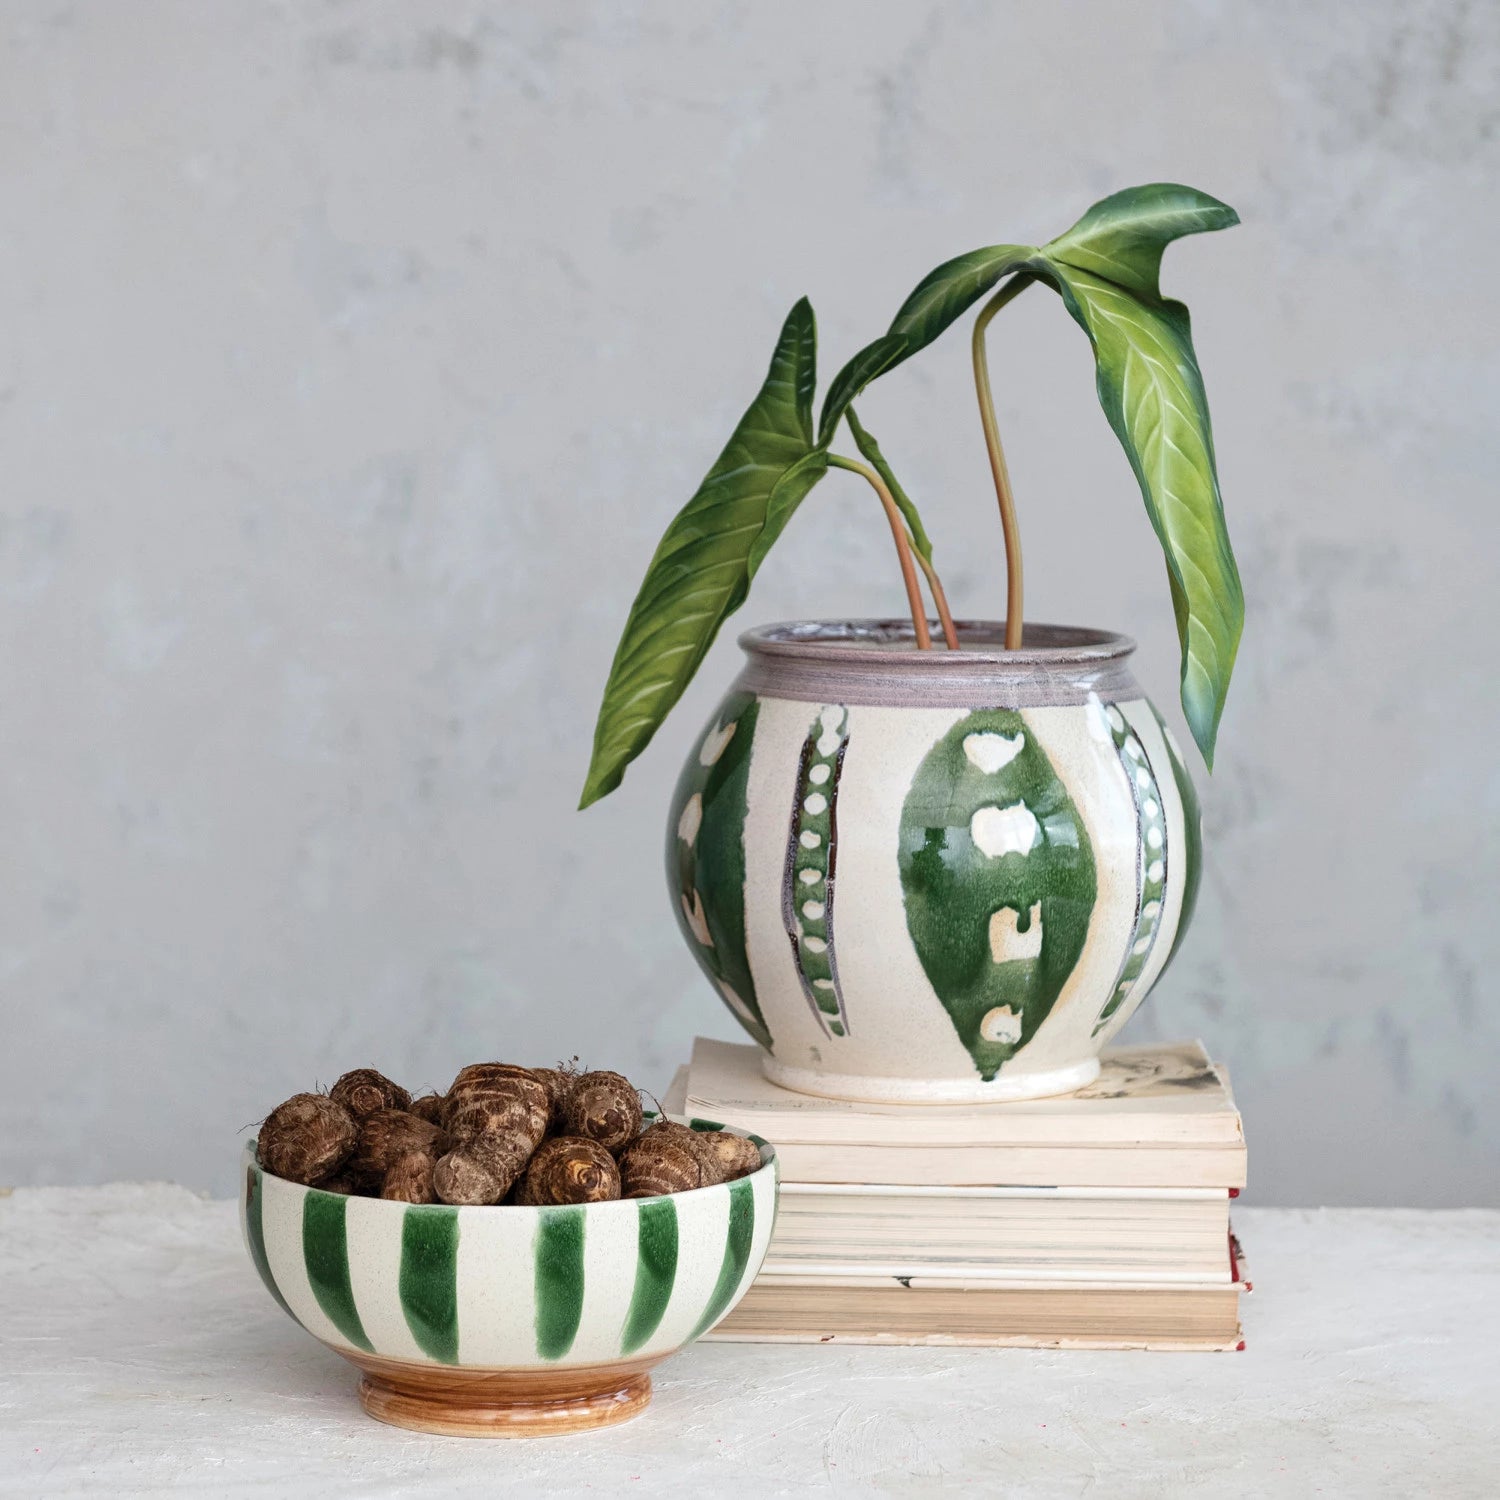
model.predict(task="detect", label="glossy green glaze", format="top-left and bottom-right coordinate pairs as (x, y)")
top-left (620, 1197), bottom-right (679, 1356)
top-left (243, 1165), bottom-right (293, 1320)
top-left (533, 1208), bottom-right (587, 1361)
top-left (398, 1206), bottom-right (460, 1364)
top-left (782, 705), bottom-right (849, 1036)
top-left (667, 694), bottom-right (771, 1048)
top-left (1154, 706), bottom-right (1203, 977)
top-left (302, 1190), bottom-right (372, 1353)
top-left (899, 708), bottom-right (1097, 1080)
top-left (689, 1175), bottom-right (756, 1341)
top-left (1093, 704), bottom-right (1168, 1036)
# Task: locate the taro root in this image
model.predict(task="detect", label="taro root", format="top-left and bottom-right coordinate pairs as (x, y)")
top-left (408, 1093), bottom-right (445, 1127)
top-left (517, 1137), bottom-right (621, 1205)
top-left (702, 1129), bottom-right (762, 1183)
top-left (531, 1067), bottom-right (576, 1129)
top-left (351, 1108), bottom-right (443, 1180)
top-left (433, 1132), bottom-right (532, 1206)
top-left (446, 1090), bottom-right (547, 1152)
top-left (311, 1168), bottom-right (363, 1196)
top-left (330, 1068), bottom-right (411, 1120)
top-left (258, 1093), bottom-right (357, 1185)
top-left (638, 1119), bottom-right (723, 1186)
top-left (561, 1071), bottom-right (642, 1154)
top-left (435, 1067), bottom-right (548, 1209)
top-left (381, 1149), bottom-right (438, 1204)
top-left (447, 1062), bottom-right (543, 1106)
top-left (619, 1129), bottom-right (706, 1199)
top-left (444, 1064), bottom-right (550, 1151)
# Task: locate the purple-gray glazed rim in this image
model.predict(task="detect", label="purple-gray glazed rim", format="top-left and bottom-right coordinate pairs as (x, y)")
top-left (733, 619), bottom-right (1141, 709)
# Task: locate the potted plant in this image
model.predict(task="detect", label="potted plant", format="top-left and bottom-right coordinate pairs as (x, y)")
top-left (579, 184), bottom-right (1243, 1102)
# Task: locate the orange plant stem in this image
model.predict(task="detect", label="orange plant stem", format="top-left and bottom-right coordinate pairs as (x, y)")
top-left (972, 275), bottom-right (1032, 650)
top-left (828, 455), bottom-right (933, 650)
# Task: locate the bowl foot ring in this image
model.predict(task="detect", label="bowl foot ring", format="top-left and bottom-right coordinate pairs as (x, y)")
top-left (350, 1352), bottom-right (655, 1437)
top-left (359, 1372), bottom-right (650, 1437)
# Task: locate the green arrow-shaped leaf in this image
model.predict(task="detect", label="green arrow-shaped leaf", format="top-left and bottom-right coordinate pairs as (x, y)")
top-left (1035, 263), bottom-right (1241, 764)
top-left (579, 299), bottom-right (825, 808)
top-left (817, 246), bottom-right (1033, 444)
top-left (1043, 182), bottom-right (1239, 300)
top-left (1030, 184), bottom-right (1243, 765)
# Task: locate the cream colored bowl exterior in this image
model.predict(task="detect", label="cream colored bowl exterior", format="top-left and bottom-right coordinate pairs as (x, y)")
top-left (240, 1133), bottom-right (778, 1370)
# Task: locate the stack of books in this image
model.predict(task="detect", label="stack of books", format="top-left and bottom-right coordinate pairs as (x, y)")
top-left (665, 1037), bottom-right (1248, 1351)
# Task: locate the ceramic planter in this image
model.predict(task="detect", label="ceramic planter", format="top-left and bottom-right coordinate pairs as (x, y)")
top-left (240, 1131), bottom-right (778, 1436)
top-left (667, 620), bottom-right (1202, 1103)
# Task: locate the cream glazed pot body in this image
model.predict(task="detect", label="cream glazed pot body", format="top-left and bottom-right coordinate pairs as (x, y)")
top-left (666, 622), bottom-right (1203, 1103)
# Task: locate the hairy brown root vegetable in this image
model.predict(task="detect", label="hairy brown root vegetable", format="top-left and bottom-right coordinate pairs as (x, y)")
top-left (311, 1168), bottom-right (363, 1196)
top-left (619, 1132), bottom-right (705, 1199)
top-left (258, 1093), bottom-right (358, 1185)
top-left (433, 1133), bottom-right (531, 1206)
top-left (258, 1061), bottom-right (744, 1205)
top-left (381, 1149), bottom-right (438, 1204)
top-left (447, 1062), bottom-right (541, 1101)
top-left (531, 1066), bottom-right (576, 1129)
top-left (638, 1119), bottom-right (723, 1186)
top-left (444, 1064), bottom-right (550, 1151)
top-left (407, 1093), bottom-right (445, 1127)
top-left (702, 1129), bottom-right (762, 1182)
top-left (329, 1068), bottom-right (411, 1119)
top-left (351, 1108), bottom-right (443, 1180)
top-left (517, 1136), bottom-right (621, 1205)
top-left (562, 1071), bottom-right (643, 1154)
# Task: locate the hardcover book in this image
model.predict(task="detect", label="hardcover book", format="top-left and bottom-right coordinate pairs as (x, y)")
top-left (672, 1038), bottom-right (1246, 1189)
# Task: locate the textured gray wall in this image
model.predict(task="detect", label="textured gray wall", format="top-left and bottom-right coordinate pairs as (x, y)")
top-left (2, 1), bottom-right (1495, 1205)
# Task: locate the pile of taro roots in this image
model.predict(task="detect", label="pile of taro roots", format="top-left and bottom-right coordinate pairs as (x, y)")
top-left (254, 1065), bottom-right (761, 1205)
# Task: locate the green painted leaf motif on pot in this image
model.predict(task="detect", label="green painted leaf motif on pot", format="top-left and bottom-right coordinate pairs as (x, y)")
top-left (899, 710), bottom-right (1096, 1081)
top-left (1093, 703), bottom-right (1169, 1037)
top-left (667, 692), bottom-right (772, 1050)
top-left (782, 706), bottom-right (851, 1038)
top-left (1151, 706), bottom-right (1203, 978)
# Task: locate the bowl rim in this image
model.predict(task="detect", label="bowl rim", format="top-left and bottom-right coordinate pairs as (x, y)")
top-left (242, 1117), bottom-right (778, 1214)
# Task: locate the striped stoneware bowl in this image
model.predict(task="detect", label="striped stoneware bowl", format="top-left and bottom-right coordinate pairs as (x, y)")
top-left (240, 1126), bottom-right (778, 1436)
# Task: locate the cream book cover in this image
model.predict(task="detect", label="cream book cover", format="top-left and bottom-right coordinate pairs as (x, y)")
top-left (682, 1037), bottom-right (1243, 1147)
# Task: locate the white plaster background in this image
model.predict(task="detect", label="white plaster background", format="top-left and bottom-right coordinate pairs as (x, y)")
top-left (1, 1), bottom-right (1495, 1204)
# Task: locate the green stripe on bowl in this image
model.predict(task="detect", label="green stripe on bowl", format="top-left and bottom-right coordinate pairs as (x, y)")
top-left (302, 1190), bottom-right (373, 1353)
top-left (534, 1208), bottom-right (586, 1360)
top-left (243, 1163), bottom-right (293, 1320)
top-left (690, 1176), bottom-right (756, 1340)
top-left (399, 1206), bottom-right (460, 1364)
top-left (620, 1196), bottom-right (679, 1356)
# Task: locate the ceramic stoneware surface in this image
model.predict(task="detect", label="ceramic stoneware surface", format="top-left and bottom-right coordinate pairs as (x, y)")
top-left (240, 1127), bottom-right (778, 1436)
top-left (667, 621), bottom-right (1202, 1103)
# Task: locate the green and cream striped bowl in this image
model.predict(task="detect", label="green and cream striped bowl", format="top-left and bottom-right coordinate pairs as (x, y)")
top-left (240, 1126), bottom-right (779, 1436)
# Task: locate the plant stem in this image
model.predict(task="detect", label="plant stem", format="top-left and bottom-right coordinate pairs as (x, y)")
top-left (972, 274), bottom-right (1032, 650)
top-left (913, 550), bottom-right (961, 651)
top-left (827, 454), bottom-right (935, 650)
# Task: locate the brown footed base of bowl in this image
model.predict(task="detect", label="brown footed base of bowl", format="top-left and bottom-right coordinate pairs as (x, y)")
top-left (346, 1349), bottom-right (658, 1437)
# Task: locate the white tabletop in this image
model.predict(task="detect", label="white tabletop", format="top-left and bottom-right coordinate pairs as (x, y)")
top-left (3, 1185), bottom-right (1496, 1498)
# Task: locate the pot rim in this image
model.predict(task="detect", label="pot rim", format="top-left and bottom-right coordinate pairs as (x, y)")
top-left (738, 618), bottom-right (1137, 668)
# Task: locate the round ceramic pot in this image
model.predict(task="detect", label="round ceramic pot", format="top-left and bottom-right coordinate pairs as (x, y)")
top-left (667, 620), bottom-right (1202, 1103)
top-left (240, 1129), bottom-right (778, 1436)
